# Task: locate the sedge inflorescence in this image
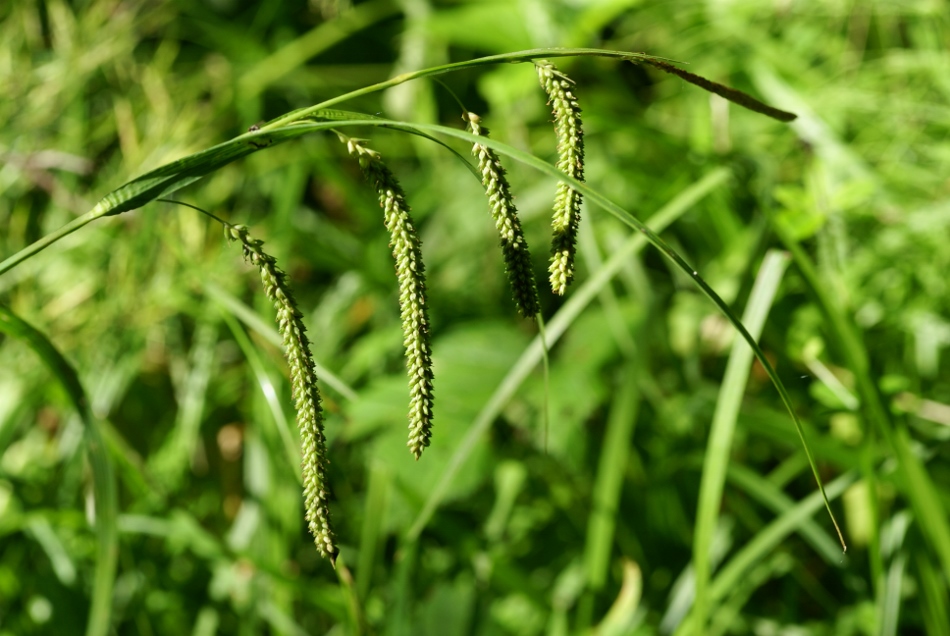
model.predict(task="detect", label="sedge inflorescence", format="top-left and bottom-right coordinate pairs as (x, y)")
top-left (536, 59), bottom-right (585, 296)
top-left (342, 135), bottom-right (435, 460)
top-left (465, 112), bottom-right (540, 318)
top-left (225, 223), bottom-right (337, 565)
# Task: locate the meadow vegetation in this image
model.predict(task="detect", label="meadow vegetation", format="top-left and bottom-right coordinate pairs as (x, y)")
top-left (1, 1), bottom-right (949, 634)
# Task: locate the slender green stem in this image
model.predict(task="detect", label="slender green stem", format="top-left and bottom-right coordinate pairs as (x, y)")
top-left (0, 208), bottom-right (101, 276)
top-left (157, 198), bottom-right (227, 225)
top-left (257, 49), bottom-right (672, 132)
top-left (536, 313), bottom-right (551, 452)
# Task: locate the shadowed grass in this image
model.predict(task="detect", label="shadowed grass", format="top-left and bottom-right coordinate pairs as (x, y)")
top-left (0, 305), bottom-right (117, 636)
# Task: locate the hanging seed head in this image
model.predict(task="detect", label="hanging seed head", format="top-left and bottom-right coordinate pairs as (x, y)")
top-left (342, 136), bottom-right (435, 460)
top-left (465, 112), bottom-right (540, 318)
top-left (536, 60), bottom-right (585, 296)
top-left (225, 223), bottom-right (337, 565)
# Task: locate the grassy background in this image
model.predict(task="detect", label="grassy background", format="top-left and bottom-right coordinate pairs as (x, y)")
top-left (2, 0), bottom-right (949, 634)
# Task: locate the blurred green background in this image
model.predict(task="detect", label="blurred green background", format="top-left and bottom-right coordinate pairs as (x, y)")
top-left (2, 0), bottom-right (949, 634)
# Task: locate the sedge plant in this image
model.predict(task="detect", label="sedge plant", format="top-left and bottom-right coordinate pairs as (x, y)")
top-left (1, 47), bottom-right (849, 634)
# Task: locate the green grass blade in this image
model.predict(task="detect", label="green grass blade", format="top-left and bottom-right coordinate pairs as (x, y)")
top-left (0, 305), bottom-right (118, 636)
top-left (881, 552), bottom-right (907, 636)
top-left (593, 560), bottom-right (644, 636)
top-left (711, 470), bottom-right (854, 603)
top-left (356, 460), bottom-right (391, 602)
top-left (24, 517), bottom-right (77, 585)
top-left (405, 167), bottom-right (730, 540)
top-left (584, 363), bottom-right (641, 591)
top-left (692, 250), bottom-right (790, 633)
top-left (148, 316), bottom-right (218, 489)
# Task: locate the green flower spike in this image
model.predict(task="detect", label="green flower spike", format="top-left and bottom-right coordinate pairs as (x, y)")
top-left (225, 224), bottom-right (337, 565)
top-left (466, 112), bottom-right (540, 318)
top-left (536, 59), bottom-right (585, 296)
top-left (344, 136), bottom-right (435, 460)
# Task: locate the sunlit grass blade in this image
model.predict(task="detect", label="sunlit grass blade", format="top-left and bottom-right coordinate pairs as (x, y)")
top-left (692, 249), bottom-right (790, 633)
top-left (0, 305), bottom-right (118, 636)
top-left (881, 552), bottom-right (907, 636)
top-left (593, 560), bottom-right (643, 636)
top-left (405, 167), bottom-right (731, 540)
top-left (148, 316), bottom-right (217, 489)
top-left (25, 517), bottom-right (77, 585)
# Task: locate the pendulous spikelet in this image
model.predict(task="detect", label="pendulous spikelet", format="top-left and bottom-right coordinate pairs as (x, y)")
top-left (465, 112), bottom-right (540, 318)
top-left (225, 224), bottom-right (337, 565)
top-left (342, 135), bottom-right (435, 460)
top-left (536, 60), bottom-right (585, 296)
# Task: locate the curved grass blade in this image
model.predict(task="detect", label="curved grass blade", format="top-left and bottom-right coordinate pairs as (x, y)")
top-left (692, 250), bottom-right (790, 633)
top-left (2, 47), bottom-right (792, 277)
top-left (727, 464), bottom-right (843, 564)
top-left (0, 305), bottom-right (118, 636)
top-left (258, 47), bottom-right (789, 131)
top-left (585, 363), bottom-right (641, 591)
